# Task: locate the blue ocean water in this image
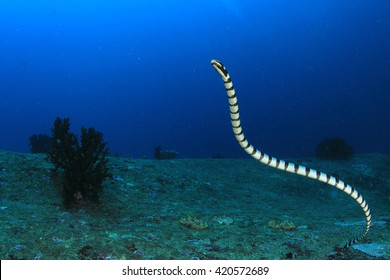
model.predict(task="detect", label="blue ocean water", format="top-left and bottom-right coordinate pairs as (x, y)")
top-left (0, 0), bottom-right (389, 158)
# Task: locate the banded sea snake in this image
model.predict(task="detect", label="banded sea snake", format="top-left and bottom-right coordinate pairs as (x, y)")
top-left (211, 59), bottom-right (371, 249)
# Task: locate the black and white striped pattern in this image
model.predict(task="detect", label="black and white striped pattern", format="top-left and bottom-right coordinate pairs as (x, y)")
top-left (211, 59), bottom-right (371, 249)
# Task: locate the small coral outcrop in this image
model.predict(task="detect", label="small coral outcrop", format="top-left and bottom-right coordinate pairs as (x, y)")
top-left (267, 220), bottom-right (296, 231)
top-left (46, 117), bottom-right (111, 206)
top-left (179, 215), bottom-right (208, 230)
top-left (315, 137), bottom-right (354, 160)
top-left (154, 146), bottom-right (178, 160)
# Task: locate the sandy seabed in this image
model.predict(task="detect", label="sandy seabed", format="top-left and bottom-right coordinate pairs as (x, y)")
top-left (0, 150), bottom-right (389, 260)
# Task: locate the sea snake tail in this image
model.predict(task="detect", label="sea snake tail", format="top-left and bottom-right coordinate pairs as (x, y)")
top-left (211, 59), bottom-right (371, 249)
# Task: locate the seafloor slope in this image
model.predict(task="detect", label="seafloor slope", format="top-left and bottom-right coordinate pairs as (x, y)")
top-left (0, 150), bottom-right (389, 259)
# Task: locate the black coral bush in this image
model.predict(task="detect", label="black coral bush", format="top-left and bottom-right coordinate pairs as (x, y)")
top-left (29, 134), bottom-right (51, 154)
top-left (46, 117), bottom-right (111, 206)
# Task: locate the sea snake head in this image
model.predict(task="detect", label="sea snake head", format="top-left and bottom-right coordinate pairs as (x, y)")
top-left (211, 59), bottom-right (229, 80)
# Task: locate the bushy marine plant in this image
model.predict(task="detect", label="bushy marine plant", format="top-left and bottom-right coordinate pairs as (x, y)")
top-left (29, 134), bottom-right (51, 154)
top-left (46, 117), bottom-right (111, 206)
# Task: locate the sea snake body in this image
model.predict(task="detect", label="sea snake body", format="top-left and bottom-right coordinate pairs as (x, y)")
top-left (211, 59), bottom-right (371, 249)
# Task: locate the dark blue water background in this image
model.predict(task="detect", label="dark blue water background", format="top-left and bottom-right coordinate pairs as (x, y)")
top-left (1, 0), bottom-right (389, 158)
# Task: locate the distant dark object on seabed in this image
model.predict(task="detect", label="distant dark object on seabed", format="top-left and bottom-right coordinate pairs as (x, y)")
top-left (154, 146), bottom-right (178, 160)
top-left (211, 154), bottom-right (224, 159)
top-left (316, 137), bottom-right (354, 160)
top-left (29, 134), bottom-right (51, 154)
